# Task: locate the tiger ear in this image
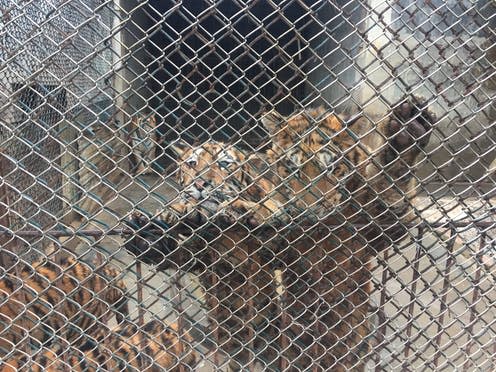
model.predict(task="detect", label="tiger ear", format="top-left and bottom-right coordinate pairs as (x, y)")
top-left (148, 114), bottom-right (157, 127)
top-left (169, 140), bottom-right (190, 158)
top-left (261, 110), bottom-right (284, 135)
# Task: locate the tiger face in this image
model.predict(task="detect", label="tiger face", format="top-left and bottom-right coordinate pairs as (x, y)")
top-left (262, 97), bottom-right (433, 222)
top-left (172, 141), bottom-right (248, 203)
top-left (261, 108), bottom-right (366, 210)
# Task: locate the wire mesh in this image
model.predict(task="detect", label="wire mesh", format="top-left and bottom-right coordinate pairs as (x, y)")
top-left (0, 0), bottom-right (494, 371)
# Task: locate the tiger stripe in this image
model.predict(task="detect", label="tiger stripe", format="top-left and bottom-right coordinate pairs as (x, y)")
top-left (0, 256), bottom-right (129, 355)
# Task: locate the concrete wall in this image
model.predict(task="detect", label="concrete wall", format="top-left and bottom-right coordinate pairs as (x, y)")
top-left (357, 0), bottom-right (495, 183)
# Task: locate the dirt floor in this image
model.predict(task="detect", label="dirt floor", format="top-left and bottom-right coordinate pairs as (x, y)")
top-left (64, 174), bottom-right (496, 371)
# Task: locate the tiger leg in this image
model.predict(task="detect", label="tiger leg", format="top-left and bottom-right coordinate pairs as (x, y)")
top-left (220, 198), bottom-right (286, 226)
top-left (368, 96), bottom-right (435, 214)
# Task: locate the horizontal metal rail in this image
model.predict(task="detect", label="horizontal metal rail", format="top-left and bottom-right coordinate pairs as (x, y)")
top-left (0, 220), bottom-right (493, 238)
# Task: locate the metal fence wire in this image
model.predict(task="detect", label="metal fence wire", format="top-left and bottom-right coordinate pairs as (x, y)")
top-left (0, 0), bottom-right (494, 371)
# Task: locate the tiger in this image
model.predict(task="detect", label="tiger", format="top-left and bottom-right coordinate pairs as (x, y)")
top-left (76, 113), bottom-right (159, 221)
top-left (160, 141), bottom-right (283, 226)
top-left (125, 96), bottom-right (434, 371)
top-left (76, 118), bottom-right (132, 220)
top-left (0, 320), bottom-right (198, 371)
top-left (261, 97), bottom-right (433, 246)
top-left (129, 113), bottom-right (160, 175)
top-left (254, 96), bottom-right (434, 370)
top-left (125, 141), bottom-right (284, 370)
top-left (0, 255), bottom-right (129, 356)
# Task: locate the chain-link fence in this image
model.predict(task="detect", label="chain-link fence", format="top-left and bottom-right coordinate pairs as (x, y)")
top-left (0, 0), bottom-right (495, 371)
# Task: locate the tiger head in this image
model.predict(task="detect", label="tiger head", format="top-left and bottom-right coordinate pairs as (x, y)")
top-left (171, 141), bottom-right (248, 203)
top-left (261, 107), bottom-right (366, 210)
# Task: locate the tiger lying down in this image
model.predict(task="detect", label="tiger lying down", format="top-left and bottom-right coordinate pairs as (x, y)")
top-left (1, 319), bottom-right (199, 372)
top-left (0, 255), bottom-right (129, 356)
top-left (0, 252), bottom-right (200, 371)
top-left (125, 96), bottom-right (435, 371)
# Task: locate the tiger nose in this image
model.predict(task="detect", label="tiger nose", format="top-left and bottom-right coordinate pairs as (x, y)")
top-left (195, 179), bottom-right (210, 190)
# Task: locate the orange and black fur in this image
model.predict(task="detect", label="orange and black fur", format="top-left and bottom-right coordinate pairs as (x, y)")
top-left (77, 113), bottom-right (159, 220)
top-left (161, 141), bottom-right (282, 226)
top-left (129, 113), bottom-right (160, 175)
top-left (126, 96), bottom-right (435, 370)
top-left (0, 320), bottom-right (198, 371)
top-left (77, 118), bottom-right (133, 219)
top-left (98, 319), bottom-right (199, 371)
top-left (127, 141), bottom-right (283, 370)
top-left (0, 256), bottom-right (129, 356)
top-left (257, 96), bottom-right (434, 370)
top-left (0, 342), bottom-right (110, 372)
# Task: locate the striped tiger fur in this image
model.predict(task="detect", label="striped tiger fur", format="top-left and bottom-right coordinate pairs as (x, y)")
top-left (99, 319), bottom-right (199, 371)
top-left (77, 118), bottom-right (132, 219)
top-left (126, 141), bottom-right (284, 370)
top-left (76, 113), bottom-right (159, 220)
top-left (0, 256), bottom-right (129, 355)
top-left (126, 96), bottom-right (435, 371)
top-left (0, 320), bottom-right (199, 371)
top-left (129, 113), bottom-right (159, 175)
top-left (256, 96), bottom-right (434, 371)
top-left (0, 342), bottom-right (109, 372)
top-left (160, 141), bottom-right (282, 226)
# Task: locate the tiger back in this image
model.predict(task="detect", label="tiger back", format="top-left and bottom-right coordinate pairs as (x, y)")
top-left (0, 256), bottom-right (129, 354)
top-left (1, 320), bottom-right (199, 372)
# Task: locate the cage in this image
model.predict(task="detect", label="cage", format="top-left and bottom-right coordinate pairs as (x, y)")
top-left (0, 0), bottom-right (494, 371)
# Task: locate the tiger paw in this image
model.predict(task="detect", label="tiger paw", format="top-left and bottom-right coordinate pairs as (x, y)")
top-left (158, 209), bottom-right (180, 225)
top-left (219, 199), bottom-right (287, 227)
top-left (386, 96), bottom-right (435, 156)
top-left (158, 203), bottom-right (204, 226)
top-left (123, 212), bottom-right (176, 267)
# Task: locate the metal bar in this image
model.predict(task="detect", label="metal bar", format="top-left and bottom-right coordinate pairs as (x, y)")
top-left (276, 269), bottom-right (289, 371)
top-left (136, 261), bottom-right (145, 327)
top-left (136, 260), bottom-right (147, 370)
top-left (312, 265), bottom-right (322, 372)
top-left (404, 227), bottom-right (424, 360)
top-left (0, 150), bottom-right (14, 269)
top-left (208, 250), bottom-right (220, 368)
top-left (172, 269), bottom-right (185, 372)
top-left (1, 220), bottom-right (495, 239)
top-left (248, 256), bottom-right (256, 372)
top-left (433, 227), bottom-right (457, 368)
top-left (462, 233), bottom-right (485, 372)
top-left (374, 250), bottom-right (390, 372)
